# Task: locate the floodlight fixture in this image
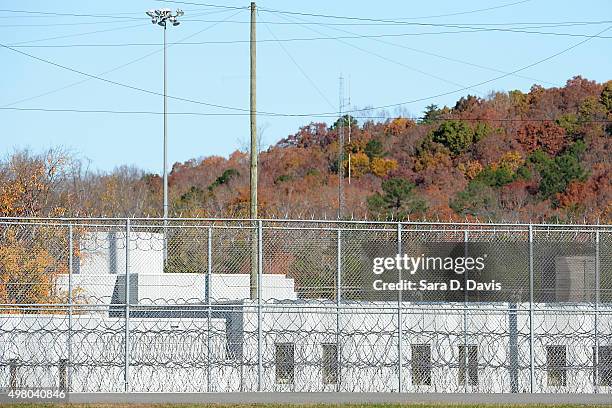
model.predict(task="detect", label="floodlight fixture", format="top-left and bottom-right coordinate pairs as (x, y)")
top-left (145, 8), bottom-right (183, 28)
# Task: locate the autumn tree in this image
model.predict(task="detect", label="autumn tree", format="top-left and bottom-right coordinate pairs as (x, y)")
top-left (1, 77), bottom-right (609, 225)
top-left (384, 117), bottom-right (415, 136)
top-left (516, 122), bottom-right (567, 155)
top-left (601, 81), bottom-right (612, 112)
top-left (528, 141), bottom-right (587, 201)
top-left (367, 178), bottom-right (426, 220)
top-left (364, 139), bottom-right (384, 159)
top-left (370, 157), bottom-right (398, 177)
top-left (0, 150), bottom-right (77, 306)
top-left (450, 181), bottom-right (498, 217)
top-left (421, 104), bottom-right (447, 124)
top-left (331, 114), bottom-right (357, 130)
top-left (431, 120), bottom-right (475, 155)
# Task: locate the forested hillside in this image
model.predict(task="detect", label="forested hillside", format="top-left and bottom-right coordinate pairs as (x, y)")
top-left (2, 76), bottom-right (611, 223)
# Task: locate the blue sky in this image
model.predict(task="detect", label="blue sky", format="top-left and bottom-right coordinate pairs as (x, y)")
top-left (1, 0), bottom-right (610, 173)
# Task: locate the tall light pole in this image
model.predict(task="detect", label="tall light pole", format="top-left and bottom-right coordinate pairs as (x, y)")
top-left (249, 2), bottom-right (258, 300)
top-left (146, 8), bottom-right (183, 263)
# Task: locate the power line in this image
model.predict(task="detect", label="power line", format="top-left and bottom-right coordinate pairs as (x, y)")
top-left (8, 23), bottom-right (612, 48)
top-left (275, 12), bottom-right (484, 96)
top-left (157, 0), bottom-right (532, 23)
top-left (249, 4), bottom-right (609, 35)
top-left (0, 41), bottom-right (255, 113)
top-left (393, 0), bottom-right (532, 20)
top-left (2, 6), bottom-right (609, 120)
top-left (248, 17), bottom-right (612, 39)
top-left (1, 106), bottom-right (610, 124)
top-left (153, 1), bottom-right (246, 11)
top-left (262, 19), bottom-right (335, 109)
top-left (9, 30), bottom-right (612, 49)
top-left (2, 9), bottom-right (244, 108)
top-left (149, 19), bottom-right (612, 27)
top-left (3, 18), bottom-right (608, 120)
top-left (7, 2), bottom-right (602, 35)
top-left (0, 7), bottom-right (236, 18)
top-left (288, 13), bottom-right (559, 87)
top-left (0, 9), bottom-right (143, 20)
top-left (0, 20), bottom-right (146, 27)
top-left (177, 19), bottom-right (612, 28)
top-left (0, 9), bottom-right (241, 27)
top-left (290, 23), bottom-right (612, 118)
top-left (9, 23), bottom-right (148, 46)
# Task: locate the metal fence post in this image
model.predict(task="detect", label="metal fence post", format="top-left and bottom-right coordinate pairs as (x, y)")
top-left (257, 220), bottom-right (263, 392)
top-left (207, 226), bottom-right (212, 393)
top-left (463, 229), bottom-right (469, 393)
top-left (67, 224), bottom-right (73, 392)
top-left (528, 224), bottom-right (535, 393)
top-left (336, 228), bottom-right (342, 392)
top-left (124, 218), bottom-right (130, 392)
top-left (163, 217), bottom-right (168, 265)
top-left (397, 222), bottom-right (403, 393)
top-left (594, 229), bottom-right (600, 393)
top-left (508, 302), bottom-right (519, 393)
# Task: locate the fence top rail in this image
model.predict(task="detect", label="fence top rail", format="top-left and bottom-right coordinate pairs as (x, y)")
top-left (0, 216), bottom-right (609, 229)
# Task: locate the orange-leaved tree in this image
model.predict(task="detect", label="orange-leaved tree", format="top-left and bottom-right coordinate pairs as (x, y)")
top-left (0, 150), bottom-right (76, 307)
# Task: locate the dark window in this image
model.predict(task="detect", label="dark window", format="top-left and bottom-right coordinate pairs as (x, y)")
top-left (595, 345), bottom-right (612, 386)
top-left (458, 345), bottom-right (478, 386)
top-left (9, 359), bottom-right (17, 391)
top-left (59, 359), bottom-right (68, 392)
top-left (547, 345), bottom-right (567, 387)
top-left (411, 344), bottom-right (431, 386)
top-left (322, 343), bottom-right (338, 384)
top-left (275, 343), bottom-right (294, 384)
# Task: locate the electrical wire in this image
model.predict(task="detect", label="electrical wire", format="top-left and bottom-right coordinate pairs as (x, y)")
top-left (0, 9), bottom-right (143, 20)
top-left (2, 9), bottom-right (245, 108)
top-left (283, 12), bottom-right (558, 87)
top-left (177, 19), bottom-right (612, 28)
top-left (264, 23), bottom-right (612, 118)
top-left (2, 3), bottom-right (609, 119)
top-left (262, 19), bottom-right (336, 110)
top-left (8, 23), bottom-right (149, 46)
top-left (157, 0), bottom-right (608, 42)
top-left (153, 1), bottom-right (246, 11)
top-left (273, 12), bottom-right (484, 96)
top-left (389, 0), bottom-right (532, 20)
top-left (0, 41), bottom-right (254, 113)
top-left (157, 0), bottom-right (532, 22)
top-left (0, 20), bottom-right (148, 27)
top-left (0, 9), bottom-right (243, 27)
top-left (333, 24), bottom-right (612, 115)
top-left (249, 17), bottom-right (612, 39)
top-left (1, 106), bottom-right (610, 125)
top-left (3, 19), bottom-right (609, 120)
top-left (9, 22), bottom-right (612, 48)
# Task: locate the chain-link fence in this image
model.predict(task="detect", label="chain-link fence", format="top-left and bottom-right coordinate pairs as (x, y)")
top-left (0, 218), bottom-right (610, 393)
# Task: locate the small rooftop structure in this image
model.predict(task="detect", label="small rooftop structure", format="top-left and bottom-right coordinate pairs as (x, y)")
top-left (57, 231), bottom-right (297, 304)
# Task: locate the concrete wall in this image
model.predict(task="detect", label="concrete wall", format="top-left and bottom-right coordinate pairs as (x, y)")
top-left (54, 273), bottom-right (297, 304)
top-left (0, 303), bottom-right (610, 393)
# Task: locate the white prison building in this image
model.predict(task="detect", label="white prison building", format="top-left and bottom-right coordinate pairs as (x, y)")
top-left (0, 231), bottom-right (610, 394)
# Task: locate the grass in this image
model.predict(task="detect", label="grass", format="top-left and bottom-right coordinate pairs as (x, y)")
top-left (2, 404), bottom-right (612, 408)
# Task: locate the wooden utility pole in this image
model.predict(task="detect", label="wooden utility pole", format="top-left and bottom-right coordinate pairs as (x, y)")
top-left (337, 75), bottom-right (344, 220)
top-left (249, 2), bottom-right (258, 300)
